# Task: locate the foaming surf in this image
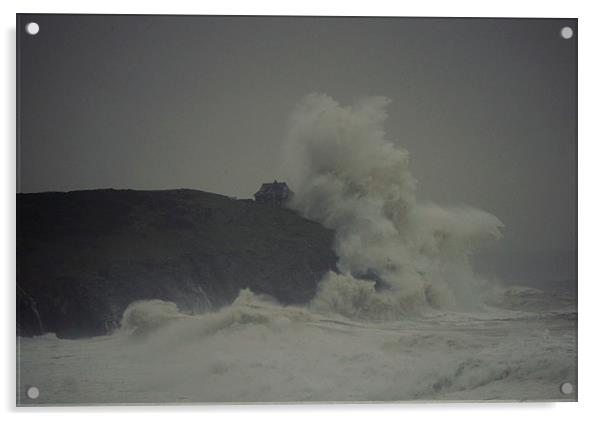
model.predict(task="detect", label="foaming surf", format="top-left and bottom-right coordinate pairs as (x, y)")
top-left (18, 288), bottom-right (575, 404)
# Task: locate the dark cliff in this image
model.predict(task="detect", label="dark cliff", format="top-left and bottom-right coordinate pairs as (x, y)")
top-left (17, 189), bottom-right (338, 338)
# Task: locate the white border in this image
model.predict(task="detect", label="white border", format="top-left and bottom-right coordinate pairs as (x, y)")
top-left (2, 1), bottom-right (601, 420)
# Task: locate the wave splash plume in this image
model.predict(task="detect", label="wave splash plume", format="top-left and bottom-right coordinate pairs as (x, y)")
top-left (284, 94), bottom-right (503, 317)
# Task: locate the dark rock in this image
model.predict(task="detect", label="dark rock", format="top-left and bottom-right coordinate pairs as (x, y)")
top-left (17, 189), bottom-right (338, 338)
top-left (17, 285), bottom-right (44, 337)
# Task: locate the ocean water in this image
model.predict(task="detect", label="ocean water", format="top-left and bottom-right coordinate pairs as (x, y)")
top-left (17, 94), bottom-right (576, 405)
top-left (17, 285), bottom-right (576, 405)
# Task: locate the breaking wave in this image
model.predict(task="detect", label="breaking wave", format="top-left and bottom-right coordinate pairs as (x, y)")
top-left (120, 290), bottom-right (316, 340)
top-left (283, 94), bottom-right (503, 317)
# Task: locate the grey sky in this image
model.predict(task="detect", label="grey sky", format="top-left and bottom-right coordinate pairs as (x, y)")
top-left (18, 15), bottom-right (576, 254)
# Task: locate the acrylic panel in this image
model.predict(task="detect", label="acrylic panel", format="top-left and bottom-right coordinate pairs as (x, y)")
top-left (16, 14), bottom-right (577, 405)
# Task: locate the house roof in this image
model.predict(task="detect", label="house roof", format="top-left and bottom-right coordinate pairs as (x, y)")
top-left (254, 181), bottom-right (291, 199)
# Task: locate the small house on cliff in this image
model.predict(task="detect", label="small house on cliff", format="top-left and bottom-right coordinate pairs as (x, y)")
top-left (254, 181), bottom-right (292, 205)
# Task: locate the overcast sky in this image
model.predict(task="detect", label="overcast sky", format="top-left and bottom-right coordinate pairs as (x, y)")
top-left (18, 15), bottom-right (576, 254)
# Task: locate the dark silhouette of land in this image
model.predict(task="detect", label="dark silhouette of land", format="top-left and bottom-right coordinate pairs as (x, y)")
top-left (17, 189), bottom-right (337, 338)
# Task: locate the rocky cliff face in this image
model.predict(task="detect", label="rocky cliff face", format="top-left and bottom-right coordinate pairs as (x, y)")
top-left (17, 189), bottom-right (337, 338)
